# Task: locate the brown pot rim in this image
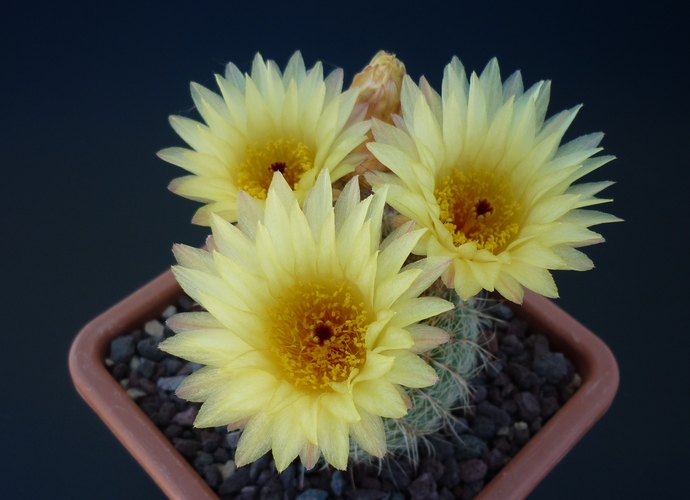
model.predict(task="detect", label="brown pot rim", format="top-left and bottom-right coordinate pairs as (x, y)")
top-left (69, 269), bottom-right (618, 500)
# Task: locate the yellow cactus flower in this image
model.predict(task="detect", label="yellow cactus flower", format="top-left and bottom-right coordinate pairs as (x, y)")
top-left (160, 171), bottom-right (453, 471)
top-left (159, 52), bottom-right (370, 225)
top-left (366, 57), bottom-right (619, 303)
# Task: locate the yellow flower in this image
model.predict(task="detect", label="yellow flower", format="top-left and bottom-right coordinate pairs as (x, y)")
top-left (159, 52), bottom-right (370, 225)
top-left (160, 171), bottom-right (453, 471)
top-left (366, 57), bottom-right (619, 303)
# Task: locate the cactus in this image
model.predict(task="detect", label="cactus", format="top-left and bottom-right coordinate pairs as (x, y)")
top-left (350, 209), bottom-right (492, 465)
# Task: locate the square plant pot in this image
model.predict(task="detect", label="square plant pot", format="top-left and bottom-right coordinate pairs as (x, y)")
top-left (69, 268), bottom-right (619, 499)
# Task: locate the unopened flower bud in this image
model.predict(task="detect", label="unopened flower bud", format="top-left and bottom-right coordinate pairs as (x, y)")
top-left (349, 51), bottom-right (406, 186)
top-left (352, 50), bottom-right (406, 124)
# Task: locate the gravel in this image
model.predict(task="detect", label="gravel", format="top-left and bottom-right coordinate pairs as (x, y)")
top-left (107, 294), bottom-right (580, 499)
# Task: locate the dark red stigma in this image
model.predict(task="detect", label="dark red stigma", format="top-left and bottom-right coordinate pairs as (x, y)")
top-left (475, 198), bottom-right (493, 216)
top-left (270, 162), bottom-right (287, 173)
top-left (313, 324), bottom-right (333, 344)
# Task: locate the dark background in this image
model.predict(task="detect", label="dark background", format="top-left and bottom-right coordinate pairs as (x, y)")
top-left (2, 1), bottom-right (687, 498)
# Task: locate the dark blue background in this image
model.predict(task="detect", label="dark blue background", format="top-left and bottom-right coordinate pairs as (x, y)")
top-left (2, 1), bottom-right (686, 498)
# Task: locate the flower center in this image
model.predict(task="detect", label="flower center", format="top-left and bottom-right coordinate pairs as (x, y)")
top-left (267, 280), bottom-right (369, 390)
top-left (435, 167), bottom-right (521, 253)
top-left (236, 138), bottom-right (313, 200)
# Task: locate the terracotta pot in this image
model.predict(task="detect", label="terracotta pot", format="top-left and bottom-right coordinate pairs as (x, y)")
top-left (69, 269), bottom-right (619, 500)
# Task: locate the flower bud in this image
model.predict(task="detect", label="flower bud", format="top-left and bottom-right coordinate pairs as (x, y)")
top-left (352, 50), bottom-right (406, 124)
top-left (349, 51), bottom-right (406, 185)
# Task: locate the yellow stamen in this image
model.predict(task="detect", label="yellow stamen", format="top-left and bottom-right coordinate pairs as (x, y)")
top-left (268, 280), bottom-right (369, 391)
top-left (236, 138), bottom-right (313, 199)
top-left (435, 167), bottom-right (520, 253)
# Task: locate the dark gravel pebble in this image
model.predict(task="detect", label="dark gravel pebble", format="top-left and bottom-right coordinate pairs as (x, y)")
top-left (514, 392), bottom-right (541, 421)
top-left (219, 467), bottom-right (251, 495)
top-left (408, 472), bottom-right (438, 500)
top-left (454, 435), bottom-right (489, 461)
top-left (471, 416), bottom-right (496, 440)
top-left (174, 438), bottom-right (201, 459)
top-left (108, 294), bottom-right (580, 499)
top-left (457, 459), bottom-right (487, 483)
top-left (137, 336), bottom-right (166, 361)
top-left (533, 352), bottom-right (568, 383)
top-left (109, 335), bottom-right (135, 362)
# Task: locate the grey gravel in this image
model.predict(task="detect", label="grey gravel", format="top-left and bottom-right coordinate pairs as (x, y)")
top-left (109, 335), bottom-right (135, 362)
top-left (156, 375), bottom-right (187, 392)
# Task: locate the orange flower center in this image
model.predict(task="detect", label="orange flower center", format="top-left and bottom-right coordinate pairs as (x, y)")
top-left (268, 280), bottom-right (369, 390)
top-left (236, 138), bottom-right (313, 199)
top-left (435, 167), bottom-right (520, 253)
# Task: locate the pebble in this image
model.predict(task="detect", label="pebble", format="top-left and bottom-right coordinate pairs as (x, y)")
top-left (295, 488), bottom-right (326, 500)
top-left (408, 472), bottom-right (438, 500)
top-left (173, 438), bottom-right (201, 459)
top-left (427, 436), bottom-right (455, 458)
top-left (218, 466), bottom-right (250, 495)
top-left (330, 470), bottom-right (346, 495)
top-left (111, 362), bottom-right (130, 379)
top-left (471, 416), bottom-right (496, 440)
top-left (279, 464), bottom-right (296, 491)
top-left (239, 485), bottom-right (259, 500)
top-left (136, 358), bottom-right (155, 378)
top-left (125, 388), bottom-right (147, 400)
top-left (162, 358), bottom-right (182, 375)
top-left (203, 464), bottom-right (222, 488)
top-left (530, 417), bottom-right (543, 434)
top-left (531, 334), bottom-right (551, 359)
top-left (144, 319), bottom-right (166, 339)
top-left (420, 457), bottom-right (445, 481)
top-left (485, 360), bottom-right (504, 379)
top-left (137, 336), bottom-right (166, 361)
top-left (471, 385), bottom-right (487, 403)
top-left (161, 305), bottom-right (177, 319)
top-left (482, 448), bottom-right (505, 471)
top-left (540, 396), bottom-right (560, 418)
top-left (506, 318), bottom-right (528, 339)
top-left (454, 435), bottom-right (489, 461)
top-left (157, 401), bottom-right (177, 426)
top-left (514, 392), bottom-right (541, 421)
top-left (157, 375), bottom-right (187, 392)
top-left (260, 480), bottom-right (284, 500)
top-left (172, 406), bottom-right (198, 426)
top-left (225, 431), bottom-right (241, 449)
top-left (110, 335), bottom-right (135, 362)
top-left (164, 424), bottom-right (183, 439)
top-left (514, 422), bottom-right (530, 446)
top-left (505, 362), bottom-right (539, 390)
top-left (500, 334), bottom-right (524, 356)
top-left (249, 453), bottom-right (271, 480)
top-left (533, 352), bottom-right (568, 383)
top-left (476, 401), bottom-right (511, 428)
top-left (200, 430), bottom-right (222, 453)
top-left (458, 459), bottom-right (487, 483)
top-left (217, 460), bottom-right (236, 481)
top-left (451, 417), bottom-right (470, 435)
top-left (441, 457), bottom-right (460, 488)
top-left (193, 452), bottom-right (214, 470)
top-left (213, 447), bottom-right (230, 464)
top-left (351, 489), bottom-right (388, 500)
top-left (492, 303), bottom-right (514, 321)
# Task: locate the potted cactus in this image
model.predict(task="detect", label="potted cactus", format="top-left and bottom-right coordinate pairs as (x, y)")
top-left (70, 50), bottom-right (619, 499)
